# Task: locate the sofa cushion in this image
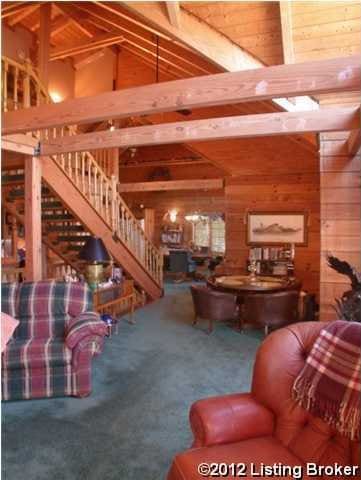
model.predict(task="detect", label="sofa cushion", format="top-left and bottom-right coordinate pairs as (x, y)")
top-left (168, 436), bottom-right (306, 480)
top-left (1, 312), bottom-right (19, 352)
top-left (2, 338), bottom-right (72, 370)
top-left (15, 281), bottom-right (93, 339)
top-left (1, 282), bottom-right (18, 318)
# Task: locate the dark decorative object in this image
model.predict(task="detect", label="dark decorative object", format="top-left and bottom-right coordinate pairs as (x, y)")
top-left (148, 167), bottom-right (171, 182)
top-left (327, 255), bottom-right (361, 322)
top-left (79, 237), bottom-right (110, 263)
top-left (79, 237), bottom-right (111, 289)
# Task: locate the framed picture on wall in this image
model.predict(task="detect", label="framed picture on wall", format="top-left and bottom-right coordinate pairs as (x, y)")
top-left (246, 211), bottom-right (308, 246)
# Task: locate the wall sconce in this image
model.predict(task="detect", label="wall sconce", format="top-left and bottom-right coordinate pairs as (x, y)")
top-left (169, 209), bottom-right (178, 223)
top-left (185, 214), bottom-right (200, 223)
top-left (49, 91), bottom-right (62, 103)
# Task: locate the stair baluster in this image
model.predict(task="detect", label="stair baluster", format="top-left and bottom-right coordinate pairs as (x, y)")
top-left (2, 55), bottom-right (163, 288)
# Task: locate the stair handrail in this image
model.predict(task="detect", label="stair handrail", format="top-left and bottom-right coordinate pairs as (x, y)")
top-left (2, 55), bottom-right (163, 287)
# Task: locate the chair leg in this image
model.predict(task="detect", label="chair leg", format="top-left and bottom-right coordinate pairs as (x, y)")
top-left (208, 320), bottom-right (214, 334)
top-left (192, 314), bottom-right (198, 326)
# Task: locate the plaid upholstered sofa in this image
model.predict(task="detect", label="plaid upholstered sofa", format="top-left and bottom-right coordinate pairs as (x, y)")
top-left (1, 281), bottom-right (107, 401)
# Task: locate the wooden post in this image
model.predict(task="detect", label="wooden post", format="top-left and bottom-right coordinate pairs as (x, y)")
top-left (111, 175), bottom-right (118, 232)
top-left (38, 3), bottom-right (51, 87)
top-left (319, 93), bottom-right (361, 321)
top-left (25, 156), bottom-right (42, 281)
top-left (144, 208), bottom-right (155, 243)
top-left (109, 148), bottom-right (119, 180)
top-left (11, 216), bottom-right (18, 259)
top-left (279, 1), bottom-right (295, 64)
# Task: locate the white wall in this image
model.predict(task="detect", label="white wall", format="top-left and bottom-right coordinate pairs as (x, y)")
top-left (2, 24), bottom-right (33, 61)
top-left (2, 24), bottom-right (75, 100)
top-left (75, 48), bottom-right (116, 98)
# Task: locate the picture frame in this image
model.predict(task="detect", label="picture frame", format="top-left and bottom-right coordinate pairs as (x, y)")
top-left (246, 211), bottom-right (308, 246)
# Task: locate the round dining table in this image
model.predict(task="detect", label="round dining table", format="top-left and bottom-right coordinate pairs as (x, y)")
top-left (207, 274), bottom-right (302, 334)
top-left (207, 274), bottom-right (301, 295)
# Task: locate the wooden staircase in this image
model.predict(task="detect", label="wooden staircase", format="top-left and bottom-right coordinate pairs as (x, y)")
top-left (2, 56), bottom-right (163, 300)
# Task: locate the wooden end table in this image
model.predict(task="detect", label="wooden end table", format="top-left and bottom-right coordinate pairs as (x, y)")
top-left (93, 280), bottom-right (137, 331)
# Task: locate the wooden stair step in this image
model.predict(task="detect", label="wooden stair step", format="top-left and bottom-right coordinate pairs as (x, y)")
top-left (2, 173), bottom-right (25, 184)
top-left (46, 225), bottom-right (85, 232)
top-left (41, 201), bottom-right (64, 210)
top-left (42, 213), bottom-right (74, 221)
top-left (66, 245), bottom-right (83, 252)
top-left (8, 187), bottom-right (52, 198)
top-left (57, 235), bottom-right (91, 242)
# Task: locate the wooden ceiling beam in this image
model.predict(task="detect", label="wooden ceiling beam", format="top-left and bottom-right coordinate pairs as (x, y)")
top-left (93, 1), bottom-right (176, 43)
top-left (7, 3), bottom-right (40, 27)
top-left (121, 44), bottom-right (179, 80)
top-left (2, 134), bottom-right (38, 156)
top-left (50, 16), bottom-right (72, 37)
top-left (166, 2), bottom-right (181, 29)
top-left (55, 3), bottom-right (98, 38)
top-left (50, 33), bottom-right (124, 61)
top-left (121, 1), bottom-right (260, 71)
top-left (122, 1), bottom-right (320, 112)
top-left (75, 3), bottom-right (211, 77)
top-left (279, 1), bottom-right (295, 64)
top-left (123, 37), bottom-right (194, 78)
top-left (348, 129), bottom-right (361, 156)
top-left (120, 159), bottom-right (209, 169)
top-left (73, 50), bottom-right (106, 70)
top-left (1, 2), bottom-right (38, 19)
top-left (3, 55), bottom-right (360, 136)
top-left (39, 107), bottom-right (360, 156)
top-left (118, 179), bottom-right (224, 192)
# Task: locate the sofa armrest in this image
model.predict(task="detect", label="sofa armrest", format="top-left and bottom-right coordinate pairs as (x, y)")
top-left (189, 392), bottom-right (274, 448)
top-left (65, 311), bottom-right (107, 349)
top-left (71, 335), bottom-right (106, 370)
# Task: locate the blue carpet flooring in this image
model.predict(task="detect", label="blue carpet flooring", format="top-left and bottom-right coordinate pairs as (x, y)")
top-left (2, 282), bottom-right (262, 480)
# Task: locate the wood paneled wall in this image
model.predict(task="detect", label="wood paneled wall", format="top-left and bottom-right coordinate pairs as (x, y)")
top-left (319, 93), bottom-right (361, 321)
top-left (225, 171), bottom-right (320, 297)
top-left (292, 1), bottom-right (361, 62)
top-left (117, 43), bottom-right (320, 297)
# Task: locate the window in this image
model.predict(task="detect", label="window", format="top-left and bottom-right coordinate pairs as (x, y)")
top-left (193, 216), bottom-right (225, 253)
top-left (194, 220), bottom-right (209, 247)
top-left (211, 217), bottom-right (225, 253)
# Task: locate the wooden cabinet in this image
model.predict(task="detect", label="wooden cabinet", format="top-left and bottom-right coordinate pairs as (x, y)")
top-left (93, 279), bottom-right (137, 322)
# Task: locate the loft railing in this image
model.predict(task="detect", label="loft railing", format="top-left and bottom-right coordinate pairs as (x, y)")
top-left (2, 56), bottom-right (163, 287)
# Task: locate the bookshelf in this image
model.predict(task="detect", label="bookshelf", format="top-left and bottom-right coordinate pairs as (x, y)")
top-left (247, 245), bottom-right (295, 276)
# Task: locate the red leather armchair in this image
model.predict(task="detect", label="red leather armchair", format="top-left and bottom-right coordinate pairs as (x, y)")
top-left (167, 322), bottom-right (360, 479)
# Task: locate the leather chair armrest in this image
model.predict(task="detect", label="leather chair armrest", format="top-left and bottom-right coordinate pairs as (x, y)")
top-left (189, 392), bottom-right (274, 448)
top-left (65, 311), bottom-right (107, 349)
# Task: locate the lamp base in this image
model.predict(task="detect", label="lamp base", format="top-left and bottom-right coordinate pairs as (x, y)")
top-left (85, 263), bottom-right (104, 290)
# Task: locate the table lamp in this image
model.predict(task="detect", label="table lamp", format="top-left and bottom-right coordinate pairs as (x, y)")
top-left (79, 236), bottom-right (111, 289)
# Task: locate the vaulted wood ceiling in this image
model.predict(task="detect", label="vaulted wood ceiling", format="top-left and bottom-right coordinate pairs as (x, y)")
top-left (3, 1), bottom-right (360, 69)
top-left (182, 1), bottom-right (361, 65)
top-left (2, 1), bottom-right (360, 173)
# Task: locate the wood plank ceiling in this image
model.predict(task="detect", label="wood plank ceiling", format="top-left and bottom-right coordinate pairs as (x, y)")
top-left (182, 1), bottom-right (361, 65)
top-left (4, 2), bottom-right (360, 75)
top-left (2, 1), bottom-right (360, 172)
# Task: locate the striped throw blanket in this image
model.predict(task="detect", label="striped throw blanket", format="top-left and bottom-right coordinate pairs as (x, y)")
top-left (292, 320), bottom-right (361, 441)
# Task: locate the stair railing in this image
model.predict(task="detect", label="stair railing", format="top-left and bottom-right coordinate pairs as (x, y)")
top-left (2, 56), bottom-right (163, 287)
